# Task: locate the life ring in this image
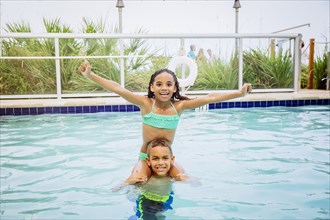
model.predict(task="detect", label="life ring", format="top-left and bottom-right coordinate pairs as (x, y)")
top-left (168, 56), bottom-right (198, 88)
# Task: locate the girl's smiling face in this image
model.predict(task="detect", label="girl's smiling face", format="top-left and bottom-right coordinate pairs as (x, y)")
top-left (150, 72), bottom-right (177, 102)
top-left (146, 145), bottom-right (174, 177)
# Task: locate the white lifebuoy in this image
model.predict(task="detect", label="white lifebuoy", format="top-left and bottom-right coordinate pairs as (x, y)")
top-left (168, 56), bottom-right (198, 88)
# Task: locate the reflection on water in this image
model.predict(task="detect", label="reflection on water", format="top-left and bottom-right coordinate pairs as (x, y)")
top-left (0, 106), bottom-right (329, 219)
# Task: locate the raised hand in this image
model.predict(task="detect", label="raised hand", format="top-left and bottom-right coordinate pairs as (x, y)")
top-left (111, 174), bottom-right (148, 192)
top-left (240, 83), bottom-right (252, 96)
top-left (125, 174), bottom-right (148, 184)
top-left (79, 59), bottom-right (92, 78)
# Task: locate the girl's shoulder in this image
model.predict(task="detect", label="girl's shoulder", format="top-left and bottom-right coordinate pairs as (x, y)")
top-left (172, 99), bottom-right (188, 113)
top-left (138, 97), bottom-right (155, 115)
top-left (145, 98), bottom-right (155, 107)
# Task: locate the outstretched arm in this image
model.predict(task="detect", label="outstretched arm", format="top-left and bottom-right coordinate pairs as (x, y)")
top-left (180, 83), bottom-right (252, 110)
top-left (79, 60), bottom-right (147, 107)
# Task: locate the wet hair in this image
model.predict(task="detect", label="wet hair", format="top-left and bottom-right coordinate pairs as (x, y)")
top-left (147, 68), bottom-right (190, 101)
top-left (147, 139), bottom-right (173, 156)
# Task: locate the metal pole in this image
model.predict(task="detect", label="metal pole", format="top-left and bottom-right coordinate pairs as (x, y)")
top-left (272, 23), bottom-right (310, 34)
top-left (54, 38), bottom-right (62, 99)
top-left (180, 38), bottom-right (185, 54)
top-left (293, 34), bottom-right (302, 92)
top-left (116, 0), bottom-right (125, 88)
top-left (233, 0), bottom-right (241, 52)
top-left (0, 39), bottom-right (2, 58)
top-left (235, 8), bottom-right (239, 51)
top-left (180, 38), bottom-right (186, 93)
top-left (118, 8), bottom-right (125, 88)
top-left (238, 38), bottom-right (243, 90)
top-left (270, 39), bottom-right (275, 59)
top-left (118, 7), bottom-right (123, 34)
top-left (327, 52), bottom-right (330, 90)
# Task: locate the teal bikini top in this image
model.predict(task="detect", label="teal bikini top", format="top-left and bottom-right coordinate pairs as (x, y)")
top-left (142, 100), bottom-right (180, 130)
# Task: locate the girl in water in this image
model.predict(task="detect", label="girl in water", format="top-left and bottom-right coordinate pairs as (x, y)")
top-left (79, 60), bottom-right (252, 182)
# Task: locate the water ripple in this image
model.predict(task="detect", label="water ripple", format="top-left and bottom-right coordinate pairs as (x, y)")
top-left (1, 107), bottom-right (329, 219)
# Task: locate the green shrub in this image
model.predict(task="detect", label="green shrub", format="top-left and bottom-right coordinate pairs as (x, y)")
top-left (193, 57), bottom-right (238, 90)
top-left (2, 19), bottom-right (313, 95)
top-left (314, 51), bottom-right (328, 89)
top-left (243, 49), bottom-right (293, 89)
top-left (300, 64), bottom-right (308, 89)
top-left (0, 18), bottom-right (155, 95)
top-left (300, 49), bottom-right (328, 90)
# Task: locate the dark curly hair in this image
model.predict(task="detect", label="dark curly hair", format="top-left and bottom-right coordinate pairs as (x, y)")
top-left (147, 68), bottom-right (190, 101)
top-left (147, 139), bottom-right (173, 156)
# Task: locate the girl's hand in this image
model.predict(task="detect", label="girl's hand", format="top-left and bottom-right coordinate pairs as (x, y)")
top-left (240, 83), bottom-right (252, 97)
top-left (125, 174), bottom-right (148, 185)
top-left (174, 173), bottom-right (190, 181)
top-left (79, 60), bottom-right (92, 78)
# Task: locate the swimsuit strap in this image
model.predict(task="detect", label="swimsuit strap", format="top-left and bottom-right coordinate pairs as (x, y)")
top-left (152, 99), bottom-right (178, 115)
top-left (151, 99), bottom-right (156, 111)
top-left (170, 101), bottom-right (178, 115)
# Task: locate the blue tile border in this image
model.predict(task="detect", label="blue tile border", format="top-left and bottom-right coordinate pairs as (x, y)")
top-left (214, 99), bottom-right (330, 109)
top-left (0, 99), bottom-right (329, 116)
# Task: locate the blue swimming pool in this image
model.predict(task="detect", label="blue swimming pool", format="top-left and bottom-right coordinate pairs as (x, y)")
top-left (1, 106), bottom-right (329, 219)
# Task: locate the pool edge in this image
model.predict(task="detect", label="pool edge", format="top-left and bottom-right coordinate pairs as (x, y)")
top-left (1, 90), bottom-right (330, 116)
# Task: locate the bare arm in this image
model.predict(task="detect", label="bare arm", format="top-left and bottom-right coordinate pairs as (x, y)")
top-left (111, 174), bottom-right (148, 192)
top-left (79, 60), bottom-right (147, 107)
top-left (180, 83), bottom-right (252, 110)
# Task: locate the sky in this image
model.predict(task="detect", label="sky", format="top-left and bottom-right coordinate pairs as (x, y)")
top-left (0, 0), bottom-right (329, 57)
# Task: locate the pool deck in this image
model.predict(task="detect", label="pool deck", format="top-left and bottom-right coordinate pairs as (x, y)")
top-left (0, 89), bottom-right (329, 108)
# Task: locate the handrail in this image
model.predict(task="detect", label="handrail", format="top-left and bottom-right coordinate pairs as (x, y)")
top-left (0, 55), bottom-right (148, 60)
top-left (0, 32), bottom-right (302, 99)
top-left (0, 32), bottom-right (300, 39)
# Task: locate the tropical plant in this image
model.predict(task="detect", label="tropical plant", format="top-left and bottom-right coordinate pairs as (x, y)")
top-left (125, 55), bottom-right (170, 92)
top-left (243, 49), bottom-right (293, 88)
top-left (0, 21), bottom-right (57, 94)
top-left (300, 64), bottom-right (308, 89)
top-left (193, 56), bottom-right (238, 90)
top-left (2, 19), bottom-right (311, 95)
top-left (1, 18), bottom-right (156, 95)
top-left (300, 49), bottom-right (328, 89)
top-left (314, 51), bottom-right (328, 89)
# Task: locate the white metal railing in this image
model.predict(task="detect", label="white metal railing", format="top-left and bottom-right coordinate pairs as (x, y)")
top-left (0, 32), bottom-right (302, 99)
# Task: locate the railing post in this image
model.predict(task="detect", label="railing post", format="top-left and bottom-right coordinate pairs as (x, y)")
top-left (117, 3), bottom-right (125, 88)
top-left (180, 38), bottom-right (185, 55)
top-left (0, 38), bottom-right (2, 58)
top-left (293, 34), bottom-right (302, 92)
top-left (270, 38), bottom-right (275, 59)
top-left (307, 38), bottom-right (315, 89)
top-left (238, 38), bottom-right (243, 90)
top-left (327, 51), bottom-right (330, 90)
top-left (119, 37), bottom-right (125, 88)
top-left (180, 38), bottom-right (186, 93)
top-left (54, 37), bottom-right (62, 99)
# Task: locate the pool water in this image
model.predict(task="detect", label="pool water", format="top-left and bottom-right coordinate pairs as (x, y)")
top-left (1, 106), bottom-right (329, 219)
